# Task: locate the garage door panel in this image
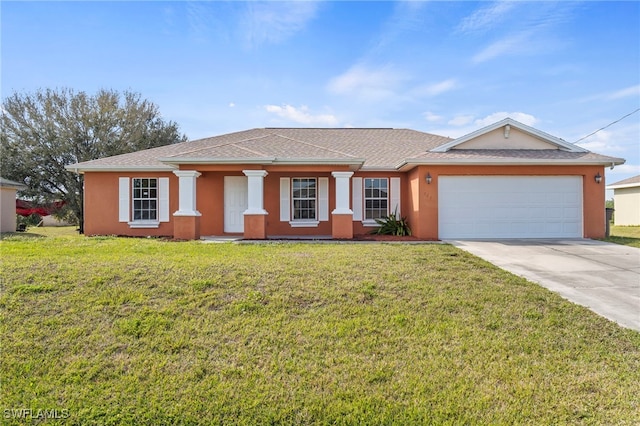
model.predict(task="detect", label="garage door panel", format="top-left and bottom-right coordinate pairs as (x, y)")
top-left (565, 192), bottom-right (580, 202)
top-left (547, 207), bottom-right (562, 218)
top-left (438, 176), bottom-right (583, 239)
top-left (530, 207), bottom-right (546, 217)
top-left (564, 207), bottom-right (580, 218)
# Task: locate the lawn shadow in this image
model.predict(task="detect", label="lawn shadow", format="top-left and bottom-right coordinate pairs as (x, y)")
top-left (0, 231), bottom-right (46, 240)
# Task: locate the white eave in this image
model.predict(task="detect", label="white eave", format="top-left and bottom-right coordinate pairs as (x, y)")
top-left (0, 179), bottom-right (27, 190)
top-left (395, 157), bottom-right (626, 171)
top-left (158, 156), bottom-right (277, 165)
top-left (606, 182), bottom-right (640, 190)
top-left (158, 156), bottom-right (365, 167)
top-left (430, 118), bottom-right (588, 153)
top-left (64, 164), bottom-right (177, 173)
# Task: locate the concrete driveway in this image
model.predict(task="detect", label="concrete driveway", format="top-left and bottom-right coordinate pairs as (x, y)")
top-left (449, 239), bottom-right (640, 331)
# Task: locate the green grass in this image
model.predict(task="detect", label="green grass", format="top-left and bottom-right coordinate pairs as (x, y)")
top-left (1, 232), bottom-right (639, 425)
top-left (605, 225), bottom-right (640, 248)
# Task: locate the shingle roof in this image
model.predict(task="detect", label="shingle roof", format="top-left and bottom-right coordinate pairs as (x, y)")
top-left (401, 149), bottom-right (623, 167)
top-left (67, 127), bottom-right (625, 172)
top-left (606, 174), bottom-right (640, 189)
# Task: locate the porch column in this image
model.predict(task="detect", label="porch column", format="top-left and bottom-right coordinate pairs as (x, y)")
top-left (243, 170), bottom-right (268, 239)
top-left (332, 171), bottom-right (354, 239)
top-left (173, 170), bottom-right (201, 240)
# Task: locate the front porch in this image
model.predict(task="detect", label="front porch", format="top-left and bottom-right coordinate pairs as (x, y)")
top-left (174, 169), bottom-right (356, 241)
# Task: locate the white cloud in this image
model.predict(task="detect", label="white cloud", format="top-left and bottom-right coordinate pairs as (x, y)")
top-left (468, 2), bottom-right (578, 64)
top-left (575, 121), bottom-right (639, 157)
top-left (609, 164), bottom-right (640, 175)
top-left (474, 112), bottom-right (538, 127)
top-left (327, 64), bottom-right (408, 100)
top-left (423, 112), bottom-right (444, 123)
top-left (373, 0), bottom-right (429, 50)
top-left (608, 85), bottom-right (640, 100)
top-left (427, 111), bottom-right (540, 139)
top-left (448, 115), bottom-right (474, 126)
top-left (472, 32), bottom-right (531, 64)
top-left (574, 130), bottom-right (617, 153)
top-left (457, 1), bottom-right (518, 34)
top-left (242, 1), bottom-right (319, 47)
top-left (228, 102), bottom-right (236, 108)
top-left (264, 104), bottom-right (339, 126)
top-left (415, 79), bottom-right (458, 97)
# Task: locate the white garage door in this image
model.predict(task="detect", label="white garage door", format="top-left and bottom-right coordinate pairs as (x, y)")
top-left (438, 176), bottom-right (583, 239)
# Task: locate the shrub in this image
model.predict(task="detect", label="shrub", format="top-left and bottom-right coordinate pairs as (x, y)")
top-left (371, 211), bottom-right (412, 236)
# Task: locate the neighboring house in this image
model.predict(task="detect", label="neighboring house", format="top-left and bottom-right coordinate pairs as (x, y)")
top-left (0, 177), bottom-right (27, 233)
top-left (42, 215), bottom-right (72, 227)
top-left (606, 175), bottom-right (640, 226)
top-left (66, 118), bottom-right (625, 240)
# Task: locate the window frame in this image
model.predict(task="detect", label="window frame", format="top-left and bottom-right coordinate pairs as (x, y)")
top-left (363, 177), bottom-right (389, 223)
top-left (131, 177), bottom-right (159, 225)
top-left (291, 177), bottom-right (318, 225)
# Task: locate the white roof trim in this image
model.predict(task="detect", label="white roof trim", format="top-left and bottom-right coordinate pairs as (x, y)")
top-left (159, 157), bottom-right (276, 165)
top-left (396, 156), bottom-right (626, 170)
top-left (0, 179), bottom-right (27, 189)
top-left (159, 157), bottom-right (365, 166)
top-left (65, 164), bottom-right (177, 173)
top-left (272, 158), bottom-right (365, 166)
top-left (606, 182), bottom-right (640, 190)
top-left (430, 118), bottom-right (588, 153)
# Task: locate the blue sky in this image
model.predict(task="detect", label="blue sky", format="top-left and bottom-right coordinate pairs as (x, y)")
top-left (2, 1), bottom-right (639, 189)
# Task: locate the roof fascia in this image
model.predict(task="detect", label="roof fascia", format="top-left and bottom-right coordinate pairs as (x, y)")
top-left (159, 157), bottom-right (365, 167)
top-left (430, 118), bottom-right (588, 153)
top-left (396, 156), bottom-right (626, 171)
top-left (606, 182), bottom-right (640, 190)
top-left (273, 158), bottom-right (365, 166)
top-left (0, 182), bottom-right (27, 190)
top-left (64, 164), bottom-right (177, 174)
top-left (159, 157), bottom-right (276, 165)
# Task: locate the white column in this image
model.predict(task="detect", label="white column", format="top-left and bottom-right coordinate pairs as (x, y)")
top-left (243, 170), bottom-right (268, 215)
top-left (173, 170), bottom-right (201, 216)
top-left (332, 171), bottom-right (354, 215)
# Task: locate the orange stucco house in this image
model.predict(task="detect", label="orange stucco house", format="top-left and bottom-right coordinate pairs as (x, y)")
top-left (66, 118), bottom-right (624, 240)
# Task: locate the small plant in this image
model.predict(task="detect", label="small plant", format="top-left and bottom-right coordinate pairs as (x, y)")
top-left (371, 210), bottom-right (412, 236)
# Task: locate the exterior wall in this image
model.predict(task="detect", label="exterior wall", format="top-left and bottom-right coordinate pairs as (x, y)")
top-left (83, 164), bottom-right (606, 240)
top-left (350, 171), bottom-right (407, 236)
top-left (84, 172), bottom-right (179, 237)
top-left (454, 127), bottom-right (555, 150)
top-left (42, 215), bottom-right (72, 227)
top-left (195, 168), bottom-right (407, 238)
top-left (196, 172), bottom-right (226, 236)
top-left (1, 187), bottom-right (18, 232)
top-left (409, 165), bottom-right (606, 240)
top-left (613, 187), bottom-right (640, 226)
top-left (263, 171), bottom-right (334, 236)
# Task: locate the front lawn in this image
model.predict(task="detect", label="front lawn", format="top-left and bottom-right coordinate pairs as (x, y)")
top-left (1, 234), bottom-right (639, 425)
top-left (606, 225), bottom-right (640, 248)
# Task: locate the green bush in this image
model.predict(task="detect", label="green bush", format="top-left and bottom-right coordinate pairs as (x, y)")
top-left (371, 211), bottom-right (412, 236)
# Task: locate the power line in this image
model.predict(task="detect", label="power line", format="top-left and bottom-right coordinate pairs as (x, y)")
top-left (573, 108), bottom-right (640, 144)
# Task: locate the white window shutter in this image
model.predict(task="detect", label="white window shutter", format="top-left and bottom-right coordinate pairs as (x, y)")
top-left (318, 177), bottom-right (329, 221)
top-left (158, 177), bottom-right (170, 222)
top-left (352, 177), bottom-right (363, 221)
top-left (280, 178), bottom-right (290, 222)
top-left (390, 177), bottom-right (401, 217)
top-left (118, 177), bottom-right (130, 222)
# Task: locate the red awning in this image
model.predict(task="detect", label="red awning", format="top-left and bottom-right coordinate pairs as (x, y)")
top-left (16, 199), bottom-right (65, 217)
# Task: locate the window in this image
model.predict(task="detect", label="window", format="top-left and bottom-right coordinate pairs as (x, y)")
top-left (292, 178), bottom-right (316, 220)
top-left (364, 178), bottom-right (388, 220)
top-left (132, 178), bottom-right (158, 221)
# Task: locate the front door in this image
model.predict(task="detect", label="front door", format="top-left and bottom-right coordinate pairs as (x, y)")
top-left (224, 176), bottom-right (248, 233)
